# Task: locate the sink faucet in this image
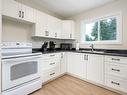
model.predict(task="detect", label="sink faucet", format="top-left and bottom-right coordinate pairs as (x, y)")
top-left (90, 44), bottom-right (94, 52)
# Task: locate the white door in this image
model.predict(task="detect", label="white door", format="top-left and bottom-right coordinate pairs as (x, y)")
top-left (87, 54), bottom-right (104, 84)
top-left (2, 0), bottom-right (19, 19)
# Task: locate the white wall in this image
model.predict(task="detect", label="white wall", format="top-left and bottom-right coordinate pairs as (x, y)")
top-left (69, 0), bottom-right (127, 50)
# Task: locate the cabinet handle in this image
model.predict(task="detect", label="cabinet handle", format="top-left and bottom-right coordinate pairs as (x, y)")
top-left (22, 11), bottom-right (24, 18)
top-left (50, 62), bottom-right (55, 65)
top-left (50, 54), bottom-right (55, 57)
top-left (45, 31), bottom-right (49, 36)
top-left (61, 54), bottom-right (63, 58)
top-left (50, 72), bottom-right (55, 76)
top-left (111, 68), bottom-right (120, 72)
top-left (55, 33), bottom-right (57, 37)
top-left (84, 55), bottom-right (88, 60)
top-left (19, 11), bottom-right (22, 17)
top-left (112, 58), bottom-right (120, 61)
top-left (70, 34), bottom-right (72, 38)
top-left (111, 81), bottom-right (120, 85)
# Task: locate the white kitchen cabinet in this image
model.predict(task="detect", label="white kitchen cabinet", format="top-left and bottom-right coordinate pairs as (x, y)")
top-left (62, 20), bottom-right (75, 39)
top-left (21, 4), bottom-right (35, 23)
top-left (105, 56), bottom-right (127, 93)
top-left (40, 53), bottom-right (61, 83)
top-left (53, 17), bottom-right (62, 38)
top-left (32, 10), bottom-right (48, 37)
top-left (87, 54), bottom-right (104, 84)
top-left (32, 12), bottom-right (62, 38)
top-left (2, 0), bottom-right (35, 23)
top-left (67, 52), bottom-right (87, 79)
top-left (2, 0), bottom-right (19, 19)
top-left (60, 52), bottom-right (67, 74)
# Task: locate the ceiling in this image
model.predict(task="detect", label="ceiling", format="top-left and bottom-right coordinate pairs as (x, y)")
top-left (29, 0), bottom-right (116, 18)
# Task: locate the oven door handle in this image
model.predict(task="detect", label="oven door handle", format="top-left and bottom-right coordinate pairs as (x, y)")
top-left (2, 56), bottom-right (41, 63)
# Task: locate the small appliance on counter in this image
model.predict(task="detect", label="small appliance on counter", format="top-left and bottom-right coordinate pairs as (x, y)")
top-left (49, 41), bottom-right (56, 51)
top-left (60, 43), bottom-right (72, 50)
top-left (40, 41), bottom-right (48, 52)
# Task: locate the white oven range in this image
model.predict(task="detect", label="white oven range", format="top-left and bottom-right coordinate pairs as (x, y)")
top-left (1, 42), bottom-right (42, 95)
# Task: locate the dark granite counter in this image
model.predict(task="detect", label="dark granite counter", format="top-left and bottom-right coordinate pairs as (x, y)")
top-left (32, 48), bottom-right (127, 57)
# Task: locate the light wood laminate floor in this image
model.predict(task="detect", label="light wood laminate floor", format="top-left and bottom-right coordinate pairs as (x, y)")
top-left (31, 75), bottom-right (121, 95)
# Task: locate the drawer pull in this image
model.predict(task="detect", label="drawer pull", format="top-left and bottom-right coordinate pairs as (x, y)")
top-left (111, 58), bottom-right (120, 61)
top-left (111, 68), bottom-right (120, 72)
top-left (50, 54), bottom-right (55, 57)
top-left (111, 81), bottom-right (120, 85)
top-left (50, 62), bottom-right (55, 65)
top-left (50, 72), bottom-right (55, 76)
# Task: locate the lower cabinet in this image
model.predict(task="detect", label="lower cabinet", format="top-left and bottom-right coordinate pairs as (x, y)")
top-left (105, 56), bottom-right (127, 93)
top-left (40, 53), bottom-right (61, 83)
top-left (67, 52), bottom-right (87, 79)
top-left (60, 52), bottom-right (67, 74)
top-left (87, 54), bottom-right (104, 84)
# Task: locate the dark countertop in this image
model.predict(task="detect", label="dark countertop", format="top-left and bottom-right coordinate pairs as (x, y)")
top-left (32, 48), bottom-right (127, 57)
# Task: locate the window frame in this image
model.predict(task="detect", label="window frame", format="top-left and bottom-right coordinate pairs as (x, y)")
top-left (80, 12), bottom-right (122, 44)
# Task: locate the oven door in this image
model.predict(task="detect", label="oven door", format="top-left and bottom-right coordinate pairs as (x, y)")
top-left (2, 55), bottom-right (41, 91)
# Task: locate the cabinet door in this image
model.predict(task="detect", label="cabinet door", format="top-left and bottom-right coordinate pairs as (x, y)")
top-left (47, 15), bottom-right (55, 38)
top-left (22, 4), bottom-right (35, 23)
top-left (87, 54), bottom-right (104, 84)
top-left (2, 0), bottom-right (19, 19)
top-left (67, 52), bottom-right (87, 79)
top-left (33, 10), bottom-right (48, 37)
top-left (62, 21), bottom-right (71, 39)
top-left (60, 52), bottom-right (67, 74)
top-left (62, 20), bottom-right (75, 39)
top-left (54, 18), bottom-right (62, 38)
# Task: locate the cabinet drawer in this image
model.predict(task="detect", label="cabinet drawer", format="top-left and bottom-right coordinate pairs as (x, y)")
top-left (42, 59), bottom-right (60, 70)
top-left (42, 66), bottom-right (60, 83)
top-left (105, 75), bottom-right (127, 93)
top-left (105, 56), bottom-right (127, 64)
top-left (42, 53), bottom-right (61, 60)
top-left (105, 62), bottom-right (127, 79)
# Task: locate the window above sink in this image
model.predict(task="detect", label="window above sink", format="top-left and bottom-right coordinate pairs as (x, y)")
top-left (80, 12), bottom-right (122, 44)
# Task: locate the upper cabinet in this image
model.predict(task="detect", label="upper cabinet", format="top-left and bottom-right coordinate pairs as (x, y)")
top-left (2, 0), bottom-right (19, 19)
top-left (62, 20), bottom-right (75, 39)
top-left (32, 11), bottom-right (62, 39)
top-left (2, 0), bottom-right (35, 23)
top-left (2, 0), bottom-right (75, 40)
